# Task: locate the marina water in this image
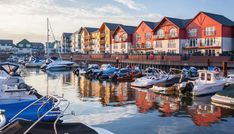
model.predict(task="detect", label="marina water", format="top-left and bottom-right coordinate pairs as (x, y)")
top-left (21, 68), bottom-right (234, 134)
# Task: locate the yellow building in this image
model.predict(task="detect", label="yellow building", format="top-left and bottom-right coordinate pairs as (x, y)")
top-left (79, 27), bottom-right (98, 54)
top-left (91, 30), bottom-right (100, 54)
top-left (99, 23), bottom-right (121, 53)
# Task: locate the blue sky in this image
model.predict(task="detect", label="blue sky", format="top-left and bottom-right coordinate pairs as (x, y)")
top-left (0, 0), bottom-right (233, 43)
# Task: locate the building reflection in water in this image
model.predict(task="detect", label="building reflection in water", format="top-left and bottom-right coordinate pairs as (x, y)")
top-left (135, 89), bottom-right (156, 113)
top-left (133, 88), bottom-right (234, 126)
top-left (187, 104), bottom-right (221, 126)
top-left (68, 75), bottom-right (234, 127)
top-left (79, 76), bottom-right (135, 106)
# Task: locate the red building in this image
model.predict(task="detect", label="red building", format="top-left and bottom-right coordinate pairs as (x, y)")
top-left (112, 25), bottom-right (136, 54)
top-left (184, 12), bottom-right (234, 55)
top-left (132, 21), bottom-right (158, 54)
top-left (152, 17), bottom-right (190, 54)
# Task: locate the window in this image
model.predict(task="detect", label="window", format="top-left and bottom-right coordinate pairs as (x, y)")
top-left (136, 42), bottom-right (141, 48)
top-left (121, 44), bottom-right (125, 49)
top-left (168, 40), bottom-right (176, 48)
top-left (122, 34), bottom-right (128, 41)
top-left (145, 41), bottom-right (151, 48)
top-left (18, 44), bottom-right (24, 47)
top-left (169, 28), bottom-right (177, 38)
top-left (207, 73), bottom-right (211, 81)
top-left (135, 34), bottom-right (140, 41)
top-left (114, 44), bottom-right (118, 49)
top-left (155, 41), bottom-right (162, 48)
top-left (26, 44), bottom-right (31, 48)
top-left (145, 33), bottom-right (151, 40)
top-left (188, 29), bottom-right (197, 37)
top-left (156, 29), bottom-right (164, 38)
top-left (114, 35), bottom-right (119, 41)
top-left (201, 73), bottom-right (205, 80)
top-left (205, 26), bottom-right (216, 36)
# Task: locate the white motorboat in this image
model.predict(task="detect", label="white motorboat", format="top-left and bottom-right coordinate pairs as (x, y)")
top-left (0, 62), bottom-right (41, 100)
top-left (149, 69), bottom-right (185, 95)
top-left (224, 74), bottom-right (234, 86)
top-left (42, 58), bottom-right (75, 71)
top-left (25, 57), bottom-right (45, 68)
top-left (131, 69), bottom-right (168, 88)
top-left (180, 70), bottom-right (226, 96)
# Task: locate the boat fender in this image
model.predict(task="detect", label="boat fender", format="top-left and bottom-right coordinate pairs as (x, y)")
top-left (0, 110), bottom-right (6, 128)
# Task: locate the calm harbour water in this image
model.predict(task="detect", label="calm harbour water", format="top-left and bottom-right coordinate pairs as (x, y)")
top-left (21, 68), bottom-right (234, 134)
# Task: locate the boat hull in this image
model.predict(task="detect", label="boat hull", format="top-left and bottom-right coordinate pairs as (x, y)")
top-left (192, 83), bottom-right (225, 96)
top-left (0, 99), bottom-right (58, 122)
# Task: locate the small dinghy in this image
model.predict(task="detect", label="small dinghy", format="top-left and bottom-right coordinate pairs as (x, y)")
top-left (211, 85), bottom-right (234, 109)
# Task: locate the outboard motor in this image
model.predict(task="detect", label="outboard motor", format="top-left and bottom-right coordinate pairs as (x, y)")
top-left (180, 82), bottom-right (194, 95)
top-left (0, 110), bottom-right (6, 128)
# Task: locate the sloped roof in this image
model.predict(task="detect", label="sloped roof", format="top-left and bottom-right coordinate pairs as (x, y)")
top-left (202, 12), bottom-right (234, 26)
top-left (63, 32), bottom-right (72, 37)
top-left (167, 17), bottom-right (191, 28)
top-left (85, 27), bottom-right (99, 33)
top-left (104, 23), bottom-right (121, 31)
top-left (31, 42), bottom-right (44, 49)
top-left (0, 40), bottom-right (13, 44)
top-left (121, 25), bottom-right (137, 34)
top-left (143, 21), bottom-right (159, 29)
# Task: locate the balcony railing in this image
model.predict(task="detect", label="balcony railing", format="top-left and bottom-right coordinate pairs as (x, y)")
top-left (100, 39), bottom-right (105, 44)
top-left (153, 34), bottom-right (178, 39)
top-left (100, 33), bottom-right (105, 38)
top-left (205, 31), bottom-right (216, 36)
top-left (183, 41), bottom-right (221, 49)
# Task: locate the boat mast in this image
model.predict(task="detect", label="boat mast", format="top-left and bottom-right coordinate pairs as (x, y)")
top-left (47, 18), bottom-right (50, 57)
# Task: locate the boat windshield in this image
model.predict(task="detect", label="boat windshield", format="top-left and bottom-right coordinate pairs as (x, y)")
top-left (215, 74), bottom-right (220, 80)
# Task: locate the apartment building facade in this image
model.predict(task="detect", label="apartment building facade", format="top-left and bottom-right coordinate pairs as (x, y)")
top-left (112, 25), bottom-right (136, 54)
top-left (132, 21), bottom-right (158, 54)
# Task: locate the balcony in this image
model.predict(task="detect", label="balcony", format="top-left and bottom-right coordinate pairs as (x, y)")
top-left (100, 39), bottom-right (105, 45)
top-left (84, 36), bottom-right (91, 40)
top-left (100, 46), bottom-right (105, 51)
top-left (154, 34), bottom-right (178, 39)
top-left (100, 33), bottom-right (105, 38)
top-left (183, 41), bottom-right (221, 49)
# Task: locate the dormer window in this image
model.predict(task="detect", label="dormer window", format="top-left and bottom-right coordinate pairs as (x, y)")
top-left (145, 33), bottom-right (151, 40)
top-left (114, 35), bottom-right (119, 41)
top-left (122, 33), bottom-right (128, 41)
top-left (205, 26), bottom-right (216, 36)
top-left (156, 29), bottom-right (164, 38)
top-left (169, 28), bottom-right (177, 38)
top-left (188, 29), bottom-right (197, 37)
top-left (135, 34), bottom-right (140, 41)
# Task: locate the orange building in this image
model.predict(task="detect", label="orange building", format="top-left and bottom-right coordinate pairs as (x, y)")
top-left (132, 21), bottom-right (159, 54)
top-left (184, 12), bottom-right (234, 55)
top-left (112, 25), bottom-right (136, 54)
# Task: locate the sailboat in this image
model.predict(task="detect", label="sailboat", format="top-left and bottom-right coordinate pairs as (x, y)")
top-left (41, 18), bottom-right (75, 72)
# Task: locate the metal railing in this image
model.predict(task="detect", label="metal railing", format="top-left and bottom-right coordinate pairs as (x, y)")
top-left (0, 94), bottom-right (70, 134)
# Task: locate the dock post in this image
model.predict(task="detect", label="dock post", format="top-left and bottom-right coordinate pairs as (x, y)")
top-left (222, 61), bottom-right (227, 77)
top-left (207, 59), bottom-right (210, 68)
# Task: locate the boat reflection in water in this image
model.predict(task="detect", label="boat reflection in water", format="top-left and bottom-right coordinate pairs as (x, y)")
top-left (23, 69), bottom-right (234, 132)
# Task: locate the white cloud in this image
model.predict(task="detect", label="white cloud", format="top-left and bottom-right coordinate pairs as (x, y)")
top-left (95, 5), bottom-right (123, 14)
top-left (114, 0), bottom-right (144, 10)
top-left (0, 0), bottom-right (161, 43)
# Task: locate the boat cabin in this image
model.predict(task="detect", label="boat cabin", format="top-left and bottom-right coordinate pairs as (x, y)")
top-left (198, 70), bottom-right (220, 84)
